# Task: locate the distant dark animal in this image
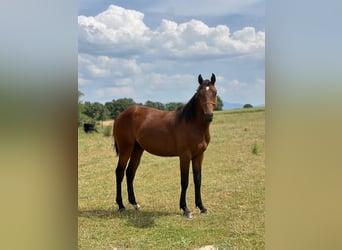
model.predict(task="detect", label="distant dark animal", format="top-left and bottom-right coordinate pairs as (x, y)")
top-left (113, 74), bottom-right (217, 218)
top-left (83, 123), bottom-right (98, 133)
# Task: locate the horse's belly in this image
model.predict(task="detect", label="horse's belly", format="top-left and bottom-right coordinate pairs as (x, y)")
top-left (145, 147), bottom-right (178, 157)
top-left (136, 128), bottom-right (178, 157)
top-left (139, 140), bottom-right (178, 157)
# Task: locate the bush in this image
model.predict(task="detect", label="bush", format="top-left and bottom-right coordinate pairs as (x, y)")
top-left (243, 104), bottom-right (253, 108)
top-left (103, 125), bottom-right (112, 137)
top-left (78, 113), bottom-right (95, 127)
top-left (251, 142), bottom-right (259, 155)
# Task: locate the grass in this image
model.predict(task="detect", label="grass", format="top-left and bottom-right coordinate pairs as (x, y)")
top-left (251, 142), bottom-right (260, 155)
top-left (78, 108), bottom-right (265, 249)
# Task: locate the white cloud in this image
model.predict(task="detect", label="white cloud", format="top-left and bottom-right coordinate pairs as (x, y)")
top-left (133, 73), bottom-right (197, 103)
top-left (87, 64), bottom-right (110, 77)
top-left (78, 5), bottom-right (265, 59)
top-left (78, 5), bottom-right (151, 56)
top-left (219, 78), bottom-right (265, 104)
top-left (96, 86), bottom-right (135, 99)
top-left (78, 77), bottom-right (92, 86)
top-left (231, 27), bottom-right (265, 54)
top-left (78, 54), bottom-right (142, 80)
top-left (78, 4), bottom-right (265, 105)
top-left (229, 79), bottom-right (243, 89)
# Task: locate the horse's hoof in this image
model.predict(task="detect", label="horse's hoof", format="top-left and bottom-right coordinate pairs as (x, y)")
top-left (183, 211), bottom-right (193, 219)
top-left (133, 204), bottom-right (141, 211)
top-left (118, 207), bottom-right (126, 213)
top-left (200, 208), bottom-right (208, 214)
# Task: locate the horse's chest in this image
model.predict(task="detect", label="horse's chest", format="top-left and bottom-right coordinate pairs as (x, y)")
top-left (197, 140), bottom-right (208, 152)
top-left (191, 134), bottom-right (210, 154)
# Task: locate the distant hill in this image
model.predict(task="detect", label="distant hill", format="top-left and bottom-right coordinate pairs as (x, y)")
top-left (223, 102), bottom-right (265, 110)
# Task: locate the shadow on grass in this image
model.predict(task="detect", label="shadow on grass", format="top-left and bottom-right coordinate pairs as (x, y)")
top-left (78, 208), bottom-right (173, 228)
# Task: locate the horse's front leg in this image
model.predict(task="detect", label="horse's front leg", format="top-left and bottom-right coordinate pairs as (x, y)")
top-left (179, 155), bottom-right (192, 218)
top-left (192, 153), bottom-right (207, 214)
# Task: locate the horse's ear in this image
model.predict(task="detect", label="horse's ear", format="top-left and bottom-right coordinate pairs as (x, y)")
top-left (211, 73), bottom-right (216, 84)
top-left (198, 74), bottom-right (203, 85)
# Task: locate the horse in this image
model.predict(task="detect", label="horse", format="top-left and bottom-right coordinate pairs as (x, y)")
top-left (113, 73), bottom-right (217, 218)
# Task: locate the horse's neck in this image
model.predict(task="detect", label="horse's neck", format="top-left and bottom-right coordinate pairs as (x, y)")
top-left (193, 113), bottom-right (211, 133)
top-left (194, 103), bottom-right (211, 130)
top-left (188, 121), bottom-right (211, 145)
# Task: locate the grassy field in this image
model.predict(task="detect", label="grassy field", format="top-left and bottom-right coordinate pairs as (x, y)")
top-left (78, 108), bottom-right (265, 249)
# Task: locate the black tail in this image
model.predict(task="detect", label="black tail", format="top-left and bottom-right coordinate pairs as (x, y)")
top-left (114, 137), bottom-right (119, 156)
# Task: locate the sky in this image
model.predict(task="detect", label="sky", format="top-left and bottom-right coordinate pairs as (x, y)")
top-left (78, 0), bottom-right (265, 106)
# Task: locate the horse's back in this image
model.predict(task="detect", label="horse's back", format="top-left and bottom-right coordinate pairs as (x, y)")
top-left (115, 105), bottom-right (167, 128)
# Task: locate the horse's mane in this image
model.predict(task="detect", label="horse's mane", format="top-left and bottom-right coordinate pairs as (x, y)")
top-left (176, 81), bottom-right (211, 122)
top-left (176, 79), bottom-right (213, 122)
top-left (176, 94), bottom-right (197, 122)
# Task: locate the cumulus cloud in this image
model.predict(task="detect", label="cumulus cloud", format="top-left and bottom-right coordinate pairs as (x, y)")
top-left (78, 5), bottom-right (151, 56)
top-left (78, 4), bottom-right (265, 105)
top-left (96, 86), bottom-right (135, 99)
top-left (78, 54), bottom-right (142, 80)
top-left (78, 4), bottom-right (264, 59)
top-left (153, 19), bottom-right (264, 59)
top-left (218, 78), bottom-right (265, 104)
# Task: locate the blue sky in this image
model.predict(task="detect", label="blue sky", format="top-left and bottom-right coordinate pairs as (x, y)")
top-left (78, 0), bottom-right (265, 106)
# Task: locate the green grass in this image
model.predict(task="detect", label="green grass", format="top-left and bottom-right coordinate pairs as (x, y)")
top-left (78, 108), bottom-right (265, 249)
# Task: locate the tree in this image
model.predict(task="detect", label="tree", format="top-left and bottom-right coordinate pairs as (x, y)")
top-left (165, 102), bottom-right (184, 111)
top-left (78, 91), bottom-right (96, 125)
top-left (144, 100), bottom-right (165, 110)
top-left (105, 98), bottom-right (137, 119)
top-left (83, 102), bottom-right (111, 121)
top-left (78, 91), bottom-right (84, 126)
top-left (243, 104), bottom-right (253, 108)
top-left (215, 96), bottom-right (223, 111)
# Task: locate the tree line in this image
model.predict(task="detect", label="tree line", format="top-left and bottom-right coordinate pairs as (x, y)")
top-left (78, 91), bottom-right (223, 125)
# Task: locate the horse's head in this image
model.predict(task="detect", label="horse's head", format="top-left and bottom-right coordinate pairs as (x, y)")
top-left (196, 73), bottom-right (217, 122)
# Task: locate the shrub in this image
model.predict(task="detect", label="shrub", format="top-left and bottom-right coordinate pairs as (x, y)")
top-left (251, 142), bottom-right (259, 155)
top-left (243, 104), bottom-right (253, 108)
top-left (103, 125), bottom-right (112, 137)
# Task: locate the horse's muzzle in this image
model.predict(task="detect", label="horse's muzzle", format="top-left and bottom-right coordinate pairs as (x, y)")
top-left (204, 113), bottom-right (213, 122)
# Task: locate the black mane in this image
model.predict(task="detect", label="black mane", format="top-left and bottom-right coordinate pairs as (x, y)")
top-left (176, 80), bottom-right (211, 122)
top-left (176, 94), bottom-right (197, 122)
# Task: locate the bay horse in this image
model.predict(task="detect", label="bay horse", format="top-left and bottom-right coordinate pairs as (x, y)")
top-left (113, 73), bottom-right (217, 218)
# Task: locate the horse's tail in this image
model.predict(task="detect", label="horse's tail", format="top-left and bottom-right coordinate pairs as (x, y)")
top-left (112, 120), bottom-right (119, 156)
top-left (115, 141), bottom-right (119, 156)
top-left (113, 136), bottom-right (119, 156)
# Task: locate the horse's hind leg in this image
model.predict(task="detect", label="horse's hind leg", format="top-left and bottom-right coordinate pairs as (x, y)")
top-left (126, 143), bottom-right (144, 210)
top-left (115, 148), bottom-right (132, 212)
